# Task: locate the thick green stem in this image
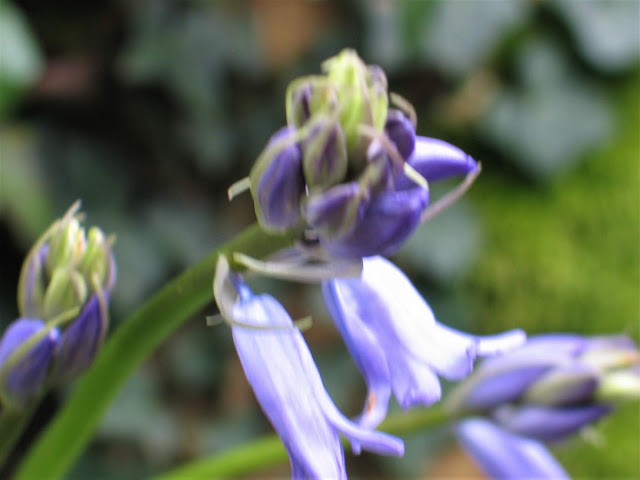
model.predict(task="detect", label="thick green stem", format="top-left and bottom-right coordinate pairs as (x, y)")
top-left (153, 407), bottom-right (452, 479)
top-left (15, 224), bottom-right (294, 480)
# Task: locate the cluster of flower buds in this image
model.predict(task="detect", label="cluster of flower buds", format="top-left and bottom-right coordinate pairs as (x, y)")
top-left (0, 202), bottom-right (115, 409)
top-left (448, 334), bottom-right (640, 441)
top-left (247, 49), bottom-right (477, 258)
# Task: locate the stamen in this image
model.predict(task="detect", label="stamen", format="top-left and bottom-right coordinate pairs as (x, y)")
top-left (232, 252), bottom-right (363, 283)
top-left (420, 163), bottom-right (481, 224)
top-left (227, 177), bottom-right (252, 201)
top-left (390, 92), bottom-right (417, 129)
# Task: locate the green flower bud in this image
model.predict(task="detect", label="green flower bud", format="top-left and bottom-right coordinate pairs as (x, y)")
top-left (42, 268), bottom-right (88, 320)
top-left (321, 49), bottom-right (389, 156)
top-left (18, 202), bottom-right (115, 323)
top-left (302, 115), bottom-right (348, 190)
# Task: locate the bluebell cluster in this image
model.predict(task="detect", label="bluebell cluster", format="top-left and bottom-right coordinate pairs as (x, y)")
top-left (214, 50), bottom-right (640, 479)
top-left (0, 203), bottom-right (115, 409)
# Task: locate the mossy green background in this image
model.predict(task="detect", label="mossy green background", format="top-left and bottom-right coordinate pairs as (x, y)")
top-left (467, 81), bottom-right (639, 478)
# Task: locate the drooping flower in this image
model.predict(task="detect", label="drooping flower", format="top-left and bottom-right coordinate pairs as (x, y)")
top-left (322, 255), bottom-right (525, 448)
top-left (456, 418), bottom-right (570, 480)
top-left (213, 256), bottom-right (404, 479)
top-left (0, 318), bottom-right (59, 407)
top-left (446, 334), bottom-right (640, 442)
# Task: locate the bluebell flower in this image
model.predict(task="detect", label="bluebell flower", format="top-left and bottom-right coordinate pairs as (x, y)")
top-left (322, 255), bottom-right (525, 448)
top-left (0, 318), bottom-right (59, 407)
top-left (213, 256), bottom-right (404, 478)
top-left (456, 418), bottom-right (569, 480)
top-left (447, 334), bottom-right (640, 442)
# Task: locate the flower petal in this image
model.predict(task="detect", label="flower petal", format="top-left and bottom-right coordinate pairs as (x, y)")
top-left (456, 418), bottom-right (570, 480)
top-left (320, 188), bottom-right (428, 258)
top-left (494, 404), bottom-right (612, 442)
top-left (0, 318), bottom-right (59, 404)
top-left (395, 136), bottom-right (477, 188)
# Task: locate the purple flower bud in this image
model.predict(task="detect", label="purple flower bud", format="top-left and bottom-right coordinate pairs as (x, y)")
top-left (448, 333), bottom-right (639, 444)
top-left (52, 294), bottom-right (108, 382)
top-left (0, 318), bottom-right (59, 406)
top-left (319, 186), bottom-right (429, 258)
top-left (323, 256), bottom-right (525, 449)
top-left (493, 404), bottom-right (612, 442)
top-left (302, 116), bottom-right (348, 189)
top-left (304, 182), bottom-right (368, 239)
top-left (456, 418), bottom-right (570, 480)
top-left (250, 127), bottom-right (306, 232)
top-left (230, 283), bottom-right (404, 477)
top-left (384, 109), bottom-right (415, 160)
top-left (395, 136), bottom-right (478, 189)
top-left (289, 83), bottom-right (313, 127)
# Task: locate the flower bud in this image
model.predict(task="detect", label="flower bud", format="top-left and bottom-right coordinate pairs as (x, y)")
top-left (304, 182), bottom-right (368, 240)
top-left (288, 81), bottom-right (339, 128)
top-left (302, 116), bottom-right (348, 190)
top-left (384, 109), bottom-right (415, 160)
top-left (15, 202), bottom-right (116, 384)
top-left (0, 318), bottom-right (59, 407)
top-left (52, 294), bottom-right (107, 382)
top-left (321, 49), bottom-right (388, 155)
top-left (447, 334), bottom-right (640, 442)
top-left (320, 186), bottom-right (429, 258)
top-left (249, 127), bottom-right (306, 232)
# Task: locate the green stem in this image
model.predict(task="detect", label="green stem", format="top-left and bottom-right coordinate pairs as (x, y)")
top-left (0, 403), bottom-right (38, 467)
top-left (154, 407), bottom-right (452, 479)
top-left (15, 224), bottom-right (295, 480)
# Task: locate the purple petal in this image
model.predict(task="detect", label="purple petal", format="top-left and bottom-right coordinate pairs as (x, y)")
top-left (253, 127), bottom-right (306, 231)
top-left (464, 364), bottom-right (553, 410)
top-left (322, 281), bottom-right (392, 442)
top-left (305, 182), bottom-right (367, 239)
top-left (232, 292), bottom-right (402, 478)
top-left (456, 418), bottom-right (570, 479)
top-left (53, 294), bottom-right (107, 381)
top-left (19, 245), bottom-right (49, 318)
top-left (384, 109), bottom-right (415, 160)
top-left (321, 187), bottom-right (428, 258)
top-left (0, 318), bottom-right (59, 403)
top-left (524, 363), bottom-right (600, 406)
top-left (495, 404), bottom-right (612, 442)
top-left (395, 136), bottom-right (477, 188)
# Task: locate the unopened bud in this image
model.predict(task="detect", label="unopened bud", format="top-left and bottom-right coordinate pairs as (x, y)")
top-left (322, 49), bottom-right (389, 155)
top-left (42, 268), bottom-right (88, 320)
top-left (0, 318), bottom-right (59, 408)
top-left (249, 127), bottom-right (306, 232)
top-left (302, 116), bottom-right (348, 189)
top-left (304, 182), bottom-right (367, 240)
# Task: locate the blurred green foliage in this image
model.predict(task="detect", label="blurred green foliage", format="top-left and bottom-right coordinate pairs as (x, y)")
top-left (0, 0), bottom-right (638, 478)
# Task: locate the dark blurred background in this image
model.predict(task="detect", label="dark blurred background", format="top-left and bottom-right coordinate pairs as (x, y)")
top-left (0, 0), bottom-right (638, 478)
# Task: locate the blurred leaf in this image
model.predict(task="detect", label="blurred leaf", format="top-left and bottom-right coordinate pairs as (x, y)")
top-left (100, 368), bottom-right (180, 465)
top-left (480, 38), bottom-right (614, 180)
top-left (420, 0), bottom-right (530, 78)
top-left (0, 0), bottom-right (43, 119)
top-left (554, 0), bottom-right (640, 73)
top-left (0, 125), bottom-right (54, 244)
